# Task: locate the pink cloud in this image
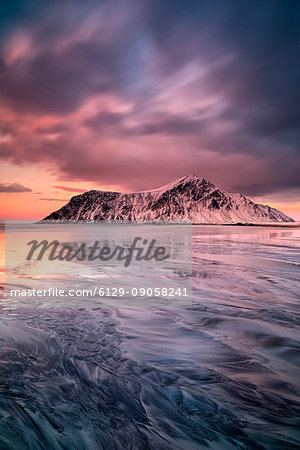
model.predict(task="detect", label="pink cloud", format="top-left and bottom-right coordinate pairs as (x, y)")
top-left (53, 185), bottom-right (87, 193)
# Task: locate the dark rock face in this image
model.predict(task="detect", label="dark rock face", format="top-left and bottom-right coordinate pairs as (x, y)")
top-left (43, 174), bottom-right (294, 223)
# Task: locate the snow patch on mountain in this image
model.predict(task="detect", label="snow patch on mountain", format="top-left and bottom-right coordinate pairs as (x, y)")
top-left (43, 174), bottom-right (294, 223)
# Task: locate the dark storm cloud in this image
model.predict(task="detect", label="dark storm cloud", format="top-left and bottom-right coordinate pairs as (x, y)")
top-left (35, 122), bottom-right (70, 135)
top-left (84, 111), bottom-right (207, 136)
top-left (84, 111), bottom-right (125, 132)
top-left (142, 0), bottom-right (300, 150)
top-left (0, 0), bottom-right (136, 113)
top-left (0, 0), bottom-right (299, 198)
top-left (134, 115), bottom-right (207, 136)
top-left (0, 39), bottom-right (126, 114)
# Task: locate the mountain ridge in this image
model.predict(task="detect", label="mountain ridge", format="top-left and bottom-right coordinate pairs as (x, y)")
top-left (43, 174), bottom-right (294, 223)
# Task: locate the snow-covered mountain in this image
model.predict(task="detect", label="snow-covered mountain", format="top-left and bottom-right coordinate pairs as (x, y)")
top-left (43, 174), bottom-right (294, 223)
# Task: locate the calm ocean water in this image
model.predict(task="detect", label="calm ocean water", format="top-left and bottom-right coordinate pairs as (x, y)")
top-left (0, 224), bottom-right (299, 449)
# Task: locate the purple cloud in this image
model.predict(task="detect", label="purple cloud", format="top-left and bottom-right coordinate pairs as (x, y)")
top-left (0, 183), bottom-right (32, 193)
top-left (0, 0), bottom-right (299, 202)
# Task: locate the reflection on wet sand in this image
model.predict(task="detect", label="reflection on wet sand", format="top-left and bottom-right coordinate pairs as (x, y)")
top-left (0, 224), bottom-right (299, 449)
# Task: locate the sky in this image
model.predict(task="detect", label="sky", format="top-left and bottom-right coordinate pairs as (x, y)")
top-left (0, 0), bottom-right (299, 220)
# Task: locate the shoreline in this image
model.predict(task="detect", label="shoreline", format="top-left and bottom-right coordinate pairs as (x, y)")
top-left (1, 221), bottom-right (300, 228)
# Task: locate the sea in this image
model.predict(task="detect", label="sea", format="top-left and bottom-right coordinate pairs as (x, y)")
top-left (0, 223), bottom-right (299, 449)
